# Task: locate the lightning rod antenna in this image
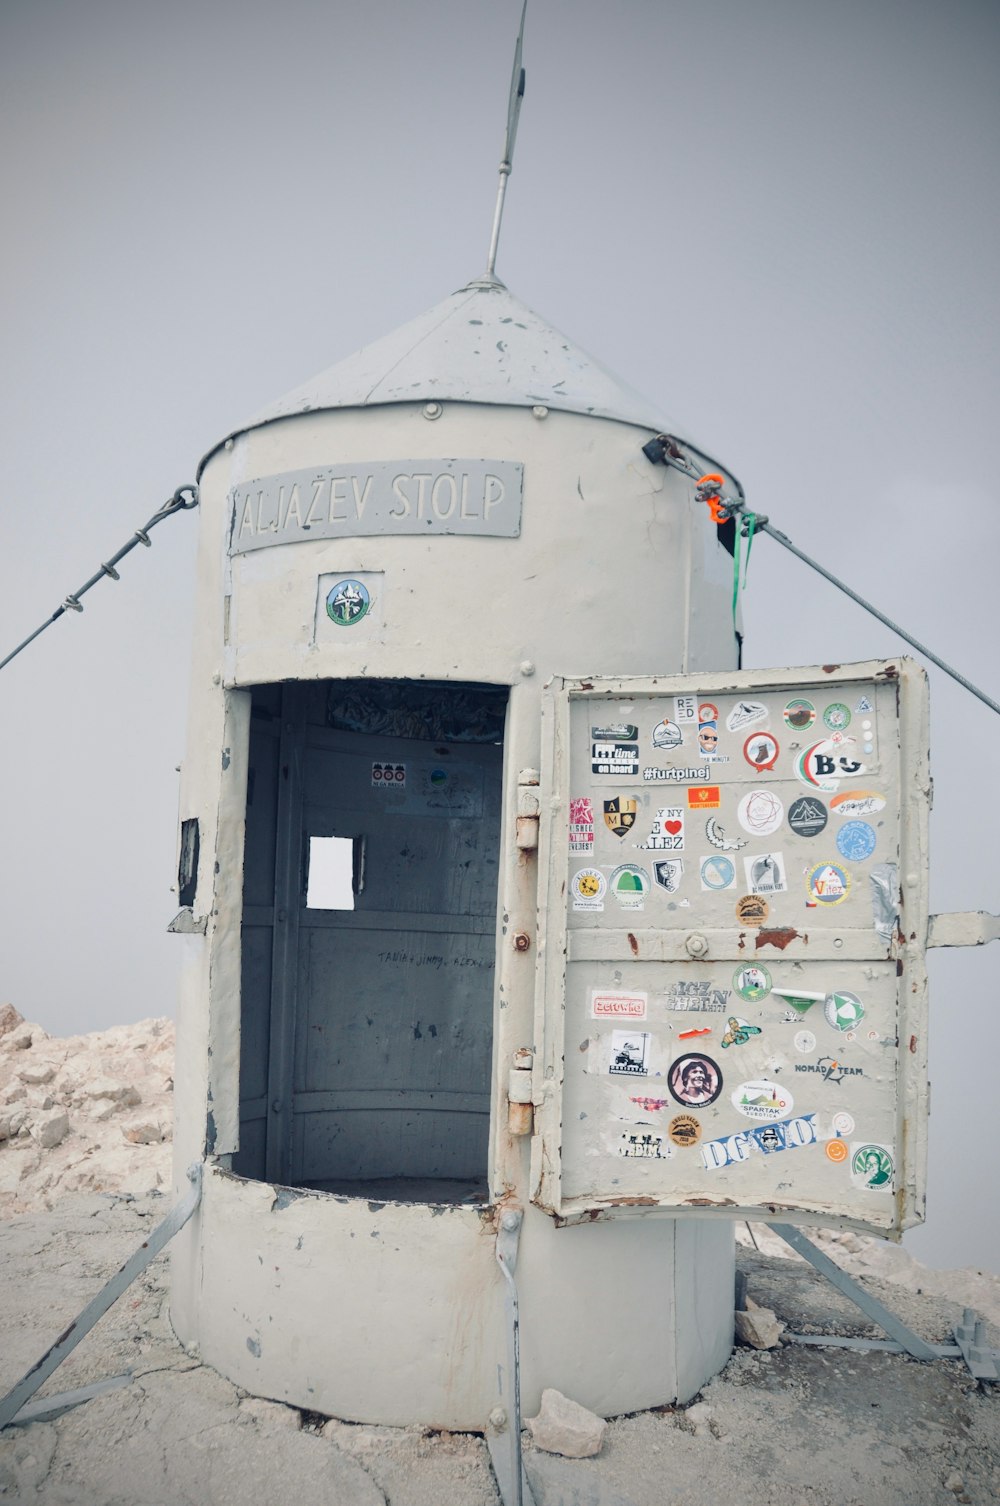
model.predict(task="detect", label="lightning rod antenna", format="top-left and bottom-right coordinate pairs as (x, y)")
top-left (485, 1), bottom-right (527, 281)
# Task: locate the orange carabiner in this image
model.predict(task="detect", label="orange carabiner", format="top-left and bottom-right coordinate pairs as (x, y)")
top-left (696, 472), bottom-right (727, 524)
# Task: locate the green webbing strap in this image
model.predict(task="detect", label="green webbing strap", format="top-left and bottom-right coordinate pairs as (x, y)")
top-left (732, 511), bottom-right (758, 627)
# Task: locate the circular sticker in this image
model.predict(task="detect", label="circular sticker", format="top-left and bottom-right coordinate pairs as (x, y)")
top-left (652, 718), bottom-right (683, 750)
top-left (783, 698), bottom-right (816, 730)
top-left (743, 732), bottom-right (779, 772)
top-left (701, 855), bottom-right (735, 890)
top-left (826, 1139), bottom-right (849, 1163)
top-left (836, 821), bottom-right (877, 862)
top-left (733, 964), bottom-right (772, 1002)
top-left (668, 1054), bottom-right (723, 1108)
top-left (794, 1029), bottom-right (816, 1054)
top-left (823, 703), bottom-right (852, 731)
top-left (832, 1110), bottom-right (855, 1137)
top-left (668, 1113), bottom-right (701, 1148)
top-left (326, 579), bottom-right (371, 625)
top-left (806, 862), bottom-right (851, 906)
top-left (571, 868), bottom-right (606, 908)
top-left (851, 1144), bottom-right (894, 1188)
top-left (610, 865), bottom-right (650, 909)
top-left (731, 1079), bottom-right (794, 1121)
top-left (787, 796), bottom-right (828, 838)
top-left (738, 789), bottom-right (784, 836)
top-left (735, 894), bottom-right (769, 927)
top-left (824, 991), bottom-right (865, 1032)
top-left (698, 702), bottom-right (719, 722)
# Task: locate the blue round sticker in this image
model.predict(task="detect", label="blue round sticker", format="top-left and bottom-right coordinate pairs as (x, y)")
top-left (836, 820), bottom-right (877, 862)
top-left (701, 855), bottom-right (735, 890)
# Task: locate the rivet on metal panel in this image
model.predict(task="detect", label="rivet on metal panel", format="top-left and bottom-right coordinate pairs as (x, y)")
top-left (422, 402), bottom-right (443, 419)
top-left (685, 932), bottom-right (709, 959)
top-left (520, 661), bottom-right (536, 677)
top-left (513, 932), bottom-right (531, 952)
top-left (532, 406), bottom-right (548, 419)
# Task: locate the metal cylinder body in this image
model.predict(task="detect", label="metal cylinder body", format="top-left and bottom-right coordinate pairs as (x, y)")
top-left (170, 315), bottom-right (740, 1424)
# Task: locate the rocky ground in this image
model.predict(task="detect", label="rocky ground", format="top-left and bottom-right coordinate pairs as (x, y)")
top-left (0, 1005), bottom-right (172, 1216)
top-left (1, 1009), bottom-right (999, 1505)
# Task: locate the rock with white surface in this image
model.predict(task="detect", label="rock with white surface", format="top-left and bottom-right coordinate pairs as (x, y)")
top-left (525, 1388), bottom-right (607, 1458)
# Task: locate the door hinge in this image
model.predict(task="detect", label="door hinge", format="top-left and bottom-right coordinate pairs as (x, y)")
top-left (516, 768), bottom-right (540, 850)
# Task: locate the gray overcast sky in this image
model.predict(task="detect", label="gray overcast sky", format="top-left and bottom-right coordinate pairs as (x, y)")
top-left (1, 0), bottom-right (997, 1272)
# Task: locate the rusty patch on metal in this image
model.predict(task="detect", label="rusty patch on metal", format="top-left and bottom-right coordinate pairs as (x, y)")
top-left (604, 1195), bottom-right (659, 1207)
top-left (627, 932), bottom-right (639, 957)
top-left (881, 663), bottom-right (899, 679)
top-left (821, 664), bottom-right (840, 674)
top-left (896, 958), bottom-right (904, 976)
top-left (909, 1035), bottom-right (917, 1054)
top-left (755, 927), bottom-right (801, 951)
top-left (684, 1197), bottom-right (738, 1207)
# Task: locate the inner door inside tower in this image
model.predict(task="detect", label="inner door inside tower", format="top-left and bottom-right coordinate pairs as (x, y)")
top-left (233, 678), bottom-right (507, 1203)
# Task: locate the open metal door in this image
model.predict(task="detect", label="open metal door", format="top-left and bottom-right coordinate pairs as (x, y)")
top-left (531, 659), bottom-right (929, 1237)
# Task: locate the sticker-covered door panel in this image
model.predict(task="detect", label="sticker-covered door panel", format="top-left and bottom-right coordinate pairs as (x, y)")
top-left (532, 660), bottom-right (928, 1235)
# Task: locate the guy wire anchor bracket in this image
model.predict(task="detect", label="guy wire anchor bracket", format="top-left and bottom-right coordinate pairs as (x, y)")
top-left (767, 1224), bottom-right (1000, 1382)
top-left (0, 1163), bottom-right (204, 1431)
top-left (487, 1207), bottom-right (536, 1506)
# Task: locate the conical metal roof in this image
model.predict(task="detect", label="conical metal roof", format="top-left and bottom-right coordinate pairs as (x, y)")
top-left (200, 278), bottom-right (705, 476)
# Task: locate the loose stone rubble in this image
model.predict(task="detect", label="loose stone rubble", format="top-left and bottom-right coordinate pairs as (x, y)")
top-left (0, 1003), bottom-right (173, 1215)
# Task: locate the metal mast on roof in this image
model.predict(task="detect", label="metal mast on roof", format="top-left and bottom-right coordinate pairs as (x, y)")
top-left (485, 1), bottom-right (527, 282)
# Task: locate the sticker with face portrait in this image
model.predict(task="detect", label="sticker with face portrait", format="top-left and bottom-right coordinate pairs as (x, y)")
top-left (668, 1053), bottom-right (722, 1107)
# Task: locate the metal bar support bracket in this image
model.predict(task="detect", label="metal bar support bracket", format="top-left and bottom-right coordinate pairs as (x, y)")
top-left (767, 1223), bottom-right (998, 1382)
top-left (486, 1207), bottom-right (535, 1506)
top-left (0, 1163), bottom-right (203, 1431)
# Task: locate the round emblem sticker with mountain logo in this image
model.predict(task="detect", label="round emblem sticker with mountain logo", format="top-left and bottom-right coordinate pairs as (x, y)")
top-left (733, 964), bottom-right (772, 1002)
top-left (326, 579), bottom-right (371, 625)
top-left (783, 698), bottom-right (815, 729)
top-left (806, 862), bottom-right (851, 906)
top-left (651, 718), bottom-right (683, 750)
top-left (787, 796), bottom-right (828, 838)
top-left (610, 864), bottom-right (650, 909)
